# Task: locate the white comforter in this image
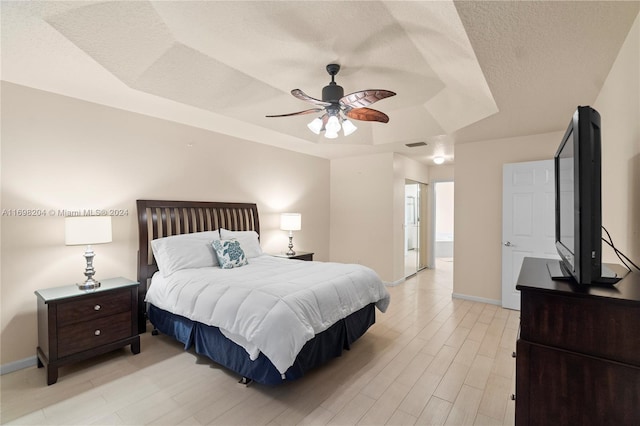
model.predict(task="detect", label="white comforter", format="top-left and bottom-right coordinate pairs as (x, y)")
top-left (145, 255), bottom-right (390, 374)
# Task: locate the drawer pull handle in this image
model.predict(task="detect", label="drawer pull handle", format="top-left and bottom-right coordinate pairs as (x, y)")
top-left (94, 330), bottom-right (101, 336)
top-left (94, 305), bottom-right (101, 311)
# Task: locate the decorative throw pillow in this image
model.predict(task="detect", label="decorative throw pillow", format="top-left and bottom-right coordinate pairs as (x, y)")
top-left (212, 239), bottom-right (248, 269)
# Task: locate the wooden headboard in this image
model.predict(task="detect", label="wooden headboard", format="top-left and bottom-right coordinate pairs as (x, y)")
top-left (136, 199), bottom-right (260, 332)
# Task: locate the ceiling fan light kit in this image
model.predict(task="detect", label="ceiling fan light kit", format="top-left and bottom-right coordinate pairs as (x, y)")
top-left (307, 117), bottom-right (323, 134)
top-left (341, 119), bottom-right (357, 136)
top-left (267, 64), bottom-right (395, 139)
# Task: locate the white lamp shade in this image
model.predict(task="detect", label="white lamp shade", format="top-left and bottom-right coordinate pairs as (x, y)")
top-left (326, 115), bottom-right (341, 133)
top-left (342, 119), bottom-right (357, 136)
top-left (324, 131), bottom-right (338, 139)
top-left (280, 213), bottom-right (301, 231)
top-left (307, 117), bottom-right (323, 134)
top-left (65, 216), bottom-right (112, 245)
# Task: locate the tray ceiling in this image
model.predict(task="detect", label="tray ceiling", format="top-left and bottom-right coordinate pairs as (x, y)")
top-left (2, 1), bottom-right (637, 165)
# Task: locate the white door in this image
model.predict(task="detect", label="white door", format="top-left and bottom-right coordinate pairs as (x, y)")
top-left (502, 160), bottom-right (558, 310)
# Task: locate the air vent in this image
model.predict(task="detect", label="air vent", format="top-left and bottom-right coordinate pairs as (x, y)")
top-left (405, 142), bottom-right (427, 148)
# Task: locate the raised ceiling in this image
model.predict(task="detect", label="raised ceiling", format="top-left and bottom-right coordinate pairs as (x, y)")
top-left (2, 1), bottom-right (638, 165)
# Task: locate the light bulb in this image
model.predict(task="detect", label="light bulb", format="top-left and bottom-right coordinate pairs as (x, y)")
top-left (307, 118), bottom-right (323, 135)
top-left (326, 115), bottom-right (341, 134)
top-left (342, 119), bottom-right (357, 136)
top-left (433, 156), bottom-right (445, 165)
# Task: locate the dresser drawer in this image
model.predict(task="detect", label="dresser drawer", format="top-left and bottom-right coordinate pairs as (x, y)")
top-left (57, 311), bottom-right (132, 357)
top-left (57, 289), bottom-right (131, 326)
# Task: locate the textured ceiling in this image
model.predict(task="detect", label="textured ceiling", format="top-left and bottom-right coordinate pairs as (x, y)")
top-left (2, 1), bottom-right (638, 165)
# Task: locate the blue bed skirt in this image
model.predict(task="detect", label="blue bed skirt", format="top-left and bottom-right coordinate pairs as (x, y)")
top-left (147, 303), bottom-right (376, 385)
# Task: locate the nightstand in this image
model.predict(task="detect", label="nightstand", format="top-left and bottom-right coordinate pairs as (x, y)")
top-left (272, 252), bottom-right (314, 261)
top-left (35, 277), bottom-right (140, 385)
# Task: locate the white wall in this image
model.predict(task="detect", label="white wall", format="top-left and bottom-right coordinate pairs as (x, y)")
top-left (435, 182), bottom-right (454, 240)
top-left (0, 82), bottom-right (331, 365)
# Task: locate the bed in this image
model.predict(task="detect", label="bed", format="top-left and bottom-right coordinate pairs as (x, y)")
top-left (136, 199), bottom-right (390, 385)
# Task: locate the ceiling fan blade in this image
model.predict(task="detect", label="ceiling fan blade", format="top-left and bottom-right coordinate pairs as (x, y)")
top-left (340, 90), bottom-right (396, 109)
top-left (345, 107), bottom-right (390, 123)
top-left (266, 108), bottom-right (324, 118)
top-left (291, 89), bottom-right (332, 106)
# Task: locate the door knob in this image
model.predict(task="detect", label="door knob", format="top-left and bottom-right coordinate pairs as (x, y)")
top-left (504, 241), bottom-right (513, 247)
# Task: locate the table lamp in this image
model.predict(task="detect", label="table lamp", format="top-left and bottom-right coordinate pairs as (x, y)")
top-left (280, 213), bottom-right (301, 256)
top-left (65, 216), bottom-right (112, 290)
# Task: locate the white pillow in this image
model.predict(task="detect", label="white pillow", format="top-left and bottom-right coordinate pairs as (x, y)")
top-left (151, 230), bottom-right (220, 277)
top-left (219, 228), bottom-right (263, 258)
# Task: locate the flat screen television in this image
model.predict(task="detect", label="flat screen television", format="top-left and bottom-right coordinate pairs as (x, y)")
top-left (551, 106), bottom-right (620, 285)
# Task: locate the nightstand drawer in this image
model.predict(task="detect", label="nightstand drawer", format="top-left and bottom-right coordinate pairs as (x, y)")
top-left (57, 289), bottom-right (131, 326)
top-left (58, 311), bottom-right (132, 357)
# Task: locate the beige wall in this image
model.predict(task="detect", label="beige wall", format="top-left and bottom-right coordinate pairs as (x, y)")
top-left (428, 164), bottom-right (454, 182)
top-left (453, 12), bottom-right (640, 303)
top-left (453, 132), bottom-right (561, 302)
top-left (593, 12), bottom-right (640, 264)
top-left (330, 153), bottom-right (395, 280)
top-left (0, 82), bottom-right (331, 366)
top-left (329, 153), bottom-right (429, 283)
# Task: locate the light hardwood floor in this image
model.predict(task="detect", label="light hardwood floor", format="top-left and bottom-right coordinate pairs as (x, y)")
top-left (1, 259), bottom-right (518, 425)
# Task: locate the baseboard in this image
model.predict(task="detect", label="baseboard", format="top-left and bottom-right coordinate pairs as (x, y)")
top-left (384, 278), bottom-right (405, 287)
top-left (452, 292), bottom-right (501, 306)
top-left (0, 356), bottom-right (37, 375)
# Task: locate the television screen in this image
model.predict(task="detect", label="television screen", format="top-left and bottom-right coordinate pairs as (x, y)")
top-left (556, 128), bottom-right (575, 267)
top-left (552, 106), bottom-right (620, 285)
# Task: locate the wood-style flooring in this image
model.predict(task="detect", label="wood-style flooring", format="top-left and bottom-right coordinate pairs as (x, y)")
top-left (1, 259), bottom-right (518, 425)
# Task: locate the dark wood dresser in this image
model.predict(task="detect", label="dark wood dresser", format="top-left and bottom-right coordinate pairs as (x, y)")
top-left (515, 257), bottom-right (640, 425)
top-left (35, 277), bottom-right (140, 385)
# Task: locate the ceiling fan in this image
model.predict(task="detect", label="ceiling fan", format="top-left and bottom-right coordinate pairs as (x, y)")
top-left (266, 64), bottom-right (396, 139)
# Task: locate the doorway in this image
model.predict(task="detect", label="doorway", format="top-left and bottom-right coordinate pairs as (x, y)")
top-left (404, 180), bottom-right (428, 277)
top-left (431, 181), bottom-right (455, 269)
